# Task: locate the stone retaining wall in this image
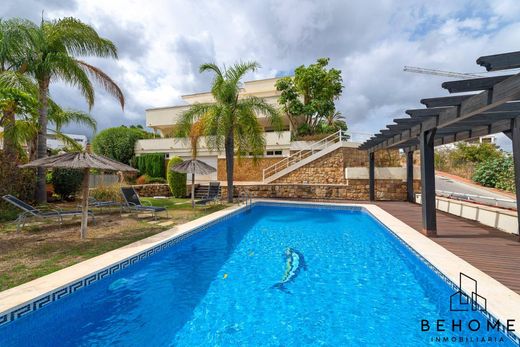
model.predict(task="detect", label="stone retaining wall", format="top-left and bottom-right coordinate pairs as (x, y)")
top-left (132, 184), bottom-right (172, 197)
top-left (217, 157), bottom-right (282, 182)
top-left (222, 180), bottom-right (421, 201)
top-left (273, 146), bottom-right (402, 185)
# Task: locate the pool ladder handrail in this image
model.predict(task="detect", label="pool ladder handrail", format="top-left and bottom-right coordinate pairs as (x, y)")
top-left (238, 190), bottom-right (252, 207)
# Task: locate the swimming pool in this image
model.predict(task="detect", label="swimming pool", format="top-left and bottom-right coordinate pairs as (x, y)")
top-left (0, 203), bottom-right (516, 346)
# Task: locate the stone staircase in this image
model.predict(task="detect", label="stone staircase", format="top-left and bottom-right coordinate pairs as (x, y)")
top-left (262, 130), bottom-right (348, 183)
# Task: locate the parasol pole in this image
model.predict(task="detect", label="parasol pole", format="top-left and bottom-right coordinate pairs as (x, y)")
top-left (191, 173), bottom-right (195, 208)
top-left (80, 168), bottom-right (90, 239)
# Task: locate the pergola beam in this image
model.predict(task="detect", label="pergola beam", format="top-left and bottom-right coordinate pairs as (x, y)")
top-left (421, 95), bottom-right (475, 108)
top-left (364, 73), bottom-right (520, 152)
top-left (477, 51), bottom-right (520, 71)
top-left (442, 75), bottom-right (513, 93)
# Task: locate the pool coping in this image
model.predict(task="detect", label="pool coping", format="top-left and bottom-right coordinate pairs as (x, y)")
top-left (0, 200), bottom-right (519, 342)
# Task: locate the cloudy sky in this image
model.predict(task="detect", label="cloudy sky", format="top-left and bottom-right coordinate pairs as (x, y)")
top-left (2, 0), bottom-right (520, 149)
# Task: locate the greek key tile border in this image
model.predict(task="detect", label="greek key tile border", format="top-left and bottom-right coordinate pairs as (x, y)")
top-left (0, 206), bottom-right (247, 328)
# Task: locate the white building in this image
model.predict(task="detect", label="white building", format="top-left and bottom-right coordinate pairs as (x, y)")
top-left (136, 77), bottom-right (293, 182)
top-left (46, 133), bottom-right (88, 151)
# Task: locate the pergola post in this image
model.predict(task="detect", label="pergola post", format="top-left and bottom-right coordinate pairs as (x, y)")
top-left (369, 151), bottom-right (375, 201)
top-left (511, 118), bottom-right (520, 241)
top-left (420, 128), bottom-right (437, 236)
top-left (406, 150), bottom-right (414, 203)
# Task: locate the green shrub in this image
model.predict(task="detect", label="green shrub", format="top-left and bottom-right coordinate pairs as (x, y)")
top-left (167, 156), bottom-right (186, 198)
top-left (132, 153), bottom-right (165, 178)
top-left (51, 168), bottom-right (84, 200)
top-left (472, 155), bottom-right (515, 192)
top-left (0, 151), bottom-right (36, 221)
top-left (450, 142), bottom-right (501, 166)
top-left (90, 184), bottom-right (122, 202)
top-left (92, 126), bottom-right (152, 164)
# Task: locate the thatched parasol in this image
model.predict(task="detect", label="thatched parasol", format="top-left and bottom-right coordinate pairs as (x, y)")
top-left (170, 159), bottom-right (216, 208)
top-left (20, 152), bottom-right (138, 239)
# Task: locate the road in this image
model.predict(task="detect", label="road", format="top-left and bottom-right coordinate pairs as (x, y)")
top-left (435, 175), bottom-right (516, 209)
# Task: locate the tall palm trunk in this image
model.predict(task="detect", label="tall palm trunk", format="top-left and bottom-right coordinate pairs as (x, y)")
top-left (225, 130), bottom-right (234, 203)
top-left (35, 77), bottom-right (50, 203)
top-left (2, 106), bottom-right (18, 162)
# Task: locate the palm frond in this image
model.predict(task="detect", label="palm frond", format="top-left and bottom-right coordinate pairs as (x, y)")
top-left (76, 60), bottom-right (124, 109)
top-left (176, 103), bottom-right (214, 137)
top-left (238, 96), bottom-right (283, 131)
top-left (0, 18), bottom-right (36, 71)
top-left (45, 52), bottom-right (95, 107)
top-left (46, 17), bottom-right (117, 58)
top-left (49, 107), bottom-right (97, 133)
top-left (0, 70), bottom-right (37, 94)
top-left (225, 61), bottom-right (260, 85)
top-left (199, 63), bottom-right (223, 76)
top-left (48, 130), bottom-right (83, 151)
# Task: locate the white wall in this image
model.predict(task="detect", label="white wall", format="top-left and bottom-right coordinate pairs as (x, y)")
top-left (416, 194), bottom-right (518, 235)
top-left (345, 167), bottom-right (421, 180)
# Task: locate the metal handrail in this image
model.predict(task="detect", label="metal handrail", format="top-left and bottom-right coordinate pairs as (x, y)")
top-left (262, 130), bottom-right (347, 182)
top-left (238, 190), bottom-right (252, 207)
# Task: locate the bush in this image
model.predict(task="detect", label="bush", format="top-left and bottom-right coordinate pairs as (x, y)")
top-left (0, 151), bottom-right (36, 221)
top-left (51, 168), bottom-right (84, 200)
top-left (135, 174), bottom-right (150, 185)
top-left (135, 175), bottom-right (167, 185)
top-left (132, 153), bottom-right (165, 178)
top-left (148, 177), bottom-right (166, 184)
top-left (92, 126), bottom-right (152, 165)
top-left (472, 155), bottom-right (515, 192)
top-left (450, 142), bottom-right (501, 166)
top-left (167, 156), bottom-right (186, 198)
top-left (90, 184), bottom-right (122, 202)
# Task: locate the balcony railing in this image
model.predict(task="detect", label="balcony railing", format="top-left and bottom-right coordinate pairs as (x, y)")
top-left (135, 131), bottom-right (291, 153)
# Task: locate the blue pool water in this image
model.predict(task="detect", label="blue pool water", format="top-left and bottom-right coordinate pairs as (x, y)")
top-left (0, 204), bottom-right (516, 346)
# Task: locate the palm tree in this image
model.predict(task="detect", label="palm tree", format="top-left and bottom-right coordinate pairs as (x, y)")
top-left (0, 18), bottom-right (35, 161)
top-left (28, 17), bottom-right (125, 203)
top-left (178, 62), bottom-right (282, 202)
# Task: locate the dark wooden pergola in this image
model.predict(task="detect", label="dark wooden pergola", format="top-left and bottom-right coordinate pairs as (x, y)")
top-left (359, 51), bottom-right (520, 240)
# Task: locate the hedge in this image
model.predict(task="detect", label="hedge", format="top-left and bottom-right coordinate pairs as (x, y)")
top-left (167, 156), bottom-right (187, 198)
top-left (133, 153), bottom-right (165, 178)
top-left (51, 168), bottom-right (85, 200)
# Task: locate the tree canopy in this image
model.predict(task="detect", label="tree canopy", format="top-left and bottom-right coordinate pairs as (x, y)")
top-left (92, 126), bottom-right (152, 164)
top-left (276, 58), bottom-right (345, 137)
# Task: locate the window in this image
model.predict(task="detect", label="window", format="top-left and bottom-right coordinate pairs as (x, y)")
top-left (266, 150), bottom-right (283, 156)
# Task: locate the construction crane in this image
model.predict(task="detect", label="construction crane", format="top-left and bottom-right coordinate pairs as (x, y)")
top-left (403, 66), bottom-right (485, 79)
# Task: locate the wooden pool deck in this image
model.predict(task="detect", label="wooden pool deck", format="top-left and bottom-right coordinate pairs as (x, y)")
top-left (373, 201), bottom-right (520, 294)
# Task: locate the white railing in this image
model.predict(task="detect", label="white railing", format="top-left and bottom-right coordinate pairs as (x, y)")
top-left (262, 130), bottom-right (347, 182)
top-left (436, 190), bottom-right (516, 208)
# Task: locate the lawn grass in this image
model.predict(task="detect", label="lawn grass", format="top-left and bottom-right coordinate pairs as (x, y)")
top-left (140, 197), bottom-right (192, 209)
top-left (0, 200), bottom-right (231, 291)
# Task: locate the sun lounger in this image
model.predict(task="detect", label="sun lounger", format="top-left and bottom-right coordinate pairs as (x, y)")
top-left (120, 187), bottom-right (168, 220)
top-left (2, 194), bottom-right (95, 232)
